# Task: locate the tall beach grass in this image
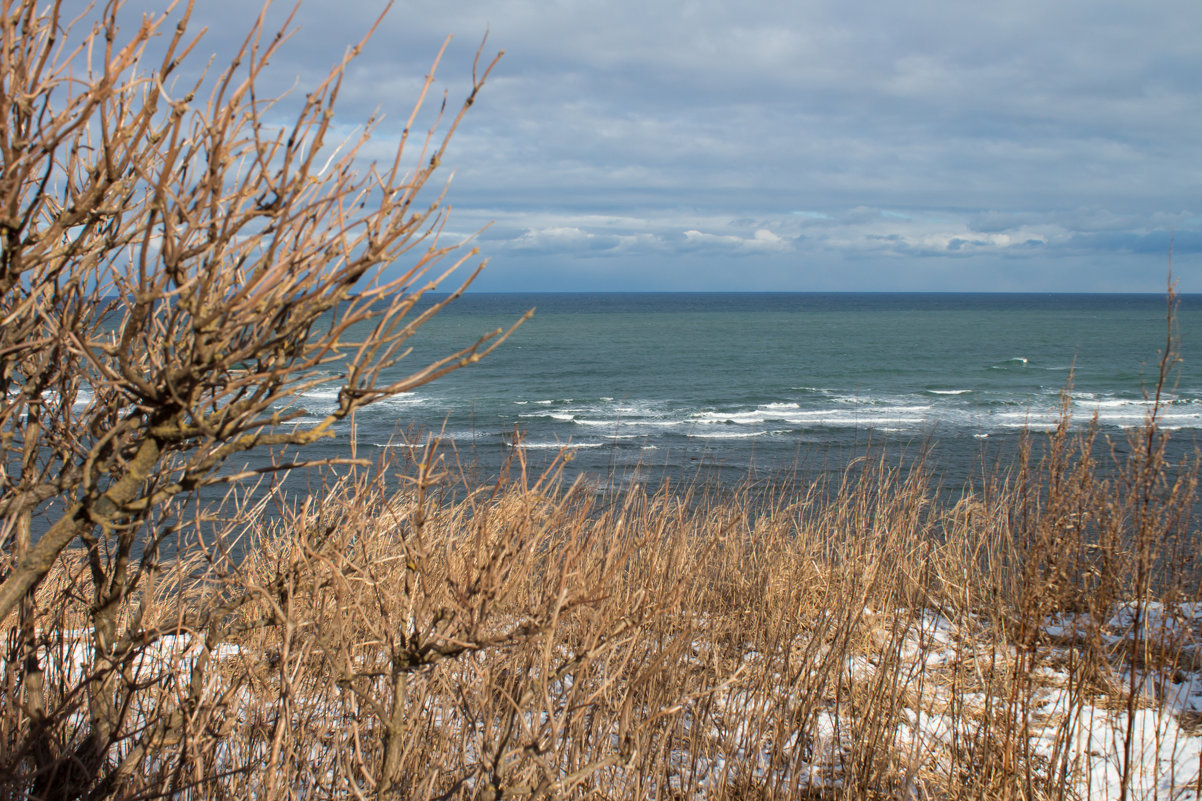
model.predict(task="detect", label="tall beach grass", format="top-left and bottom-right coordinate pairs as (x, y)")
top-left (4, 382), bottom-right (1200, 799)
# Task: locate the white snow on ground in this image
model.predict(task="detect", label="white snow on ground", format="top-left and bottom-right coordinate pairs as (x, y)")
top-left (654, 602), bottom-right (1202, 799)
top-left (14, 603), bottom-right (1202, 798)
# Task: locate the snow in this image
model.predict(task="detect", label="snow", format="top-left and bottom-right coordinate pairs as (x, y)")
top-left (12, 603), bottom-right (1202, 798)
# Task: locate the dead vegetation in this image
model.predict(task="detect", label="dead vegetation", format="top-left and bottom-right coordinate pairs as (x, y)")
top-left (5, 402), bottom-right (1199, 799)
top-left (2, 0), bottom-right (1200, 798)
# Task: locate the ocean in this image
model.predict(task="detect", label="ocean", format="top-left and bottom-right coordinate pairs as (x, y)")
top-left (287, 292), bottom-right (1202, 495)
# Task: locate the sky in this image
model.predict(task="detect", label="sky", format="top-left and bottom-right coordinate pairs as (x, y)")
top-left (117, 0), bottom-right (1201, 292)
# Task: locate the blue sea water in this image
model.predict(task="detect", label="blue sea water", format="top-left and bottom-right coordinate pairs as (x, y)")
top-left (288, 292), bottom-right (1202, 493)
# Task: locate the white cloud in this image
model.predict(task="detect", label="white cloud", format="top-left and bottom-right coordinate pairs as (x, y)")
top-left (511, 226), bottom-right (619, 252)
top-left (682, 228), bottom-right (791, 252)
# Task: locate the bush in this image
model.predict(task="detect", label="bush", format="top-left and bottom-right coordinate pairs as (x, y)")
top-left (0, 0), bottom-right (523, 795)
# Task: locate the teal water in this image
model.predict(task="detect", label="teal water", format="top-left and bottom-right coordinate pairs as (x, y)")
top-left (293, 293), bottom-right (1202, 489)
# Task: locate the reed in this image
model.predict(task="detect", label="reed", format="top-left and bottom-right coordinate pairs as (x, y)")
top-left (4, 387), bottom-right (1198, 799)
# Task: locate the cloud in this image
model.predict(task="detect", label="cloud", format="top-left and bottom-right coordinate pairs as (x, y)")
top-left (111, 0), bottom-right (1202, 290)
top-left (681, 228), bottom-right (792, 252)
top-left (510, 226), bottom-right (622, 253)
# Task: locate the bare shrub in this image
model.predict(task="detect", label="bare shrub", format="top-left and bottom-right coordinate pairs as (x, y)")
top-left (0, 0), bottom-right (522, 795)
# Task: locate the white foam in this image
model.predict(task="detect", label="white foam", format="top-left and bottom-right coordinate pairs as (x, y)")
top-left (510, 441), bottom-right (605, 450)
top-left (690, 402), bottom-right (934, 428)
top-left (376, 392), bottom-right (426, 407)
top-left (1078, 398), bottom-right (1153, 409)
top-left (1000, 421), bottom-right (1059, 430)
top-left (300, 389), bottom-right (342, 401)
top-left (519, 412), bottom-right (575, 422)
top-left (575, 418), bottom-right (682, 428)
top-left (687, 430), bottom-right (768, 439)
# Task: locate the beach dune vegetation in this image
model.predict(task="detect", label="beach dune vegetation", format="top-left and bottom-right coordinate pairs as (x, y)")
top-left (2, 1), bottom-right (1201, 800)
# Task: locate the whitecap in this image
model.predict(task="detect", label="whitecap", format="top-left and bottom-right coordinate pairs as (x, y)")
top-left (575, 418), bottom-right (622, 427)
top-left (687, 430), bottom-right (768, 439)
top-left (376, 393), bottom-right (426, 407)
top-left (575, 417), bottom-right (683, 429)
top-left (509, 441), bottom-right (605, 450)
top-left (300, 389), bottom-right (342, 401)
top-left (518, 412), bottom-right (575, 422)
top-left (1078, 397), bottom-right (1151, 409)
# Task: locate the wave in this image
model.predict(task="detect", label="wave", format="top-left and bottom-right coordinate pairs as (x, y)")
top-left (375, 392), bottom-right (428, 407)
top-left (343, 384), bottom-right (1202, 454)
top-left (1076, 397), bottom-right (1159, 409)
top-left (691, 403), bottom-right (933, 427)
top-left (686, 430), bottom-right (769, 439)
top-left (285, 417), bottom-right (327, 426)
top-left (508, 440), bottom-right (605, 450)
top-left (575, 417), bottom-right (681, 428)
top-left (299, 388), bottom-right (341, 402)
top-left (519, 412), bottom-right (576, 422)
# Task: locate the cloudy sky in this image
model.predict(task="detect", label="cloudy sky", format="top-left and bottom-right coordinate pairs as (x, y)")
top-left (123, 0), bottom-right (1201, 292)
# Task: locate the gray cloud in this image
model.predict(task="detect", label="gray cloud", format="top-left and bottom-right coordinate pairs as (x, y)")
top-left (111, 0), bottom-right (1202, 290)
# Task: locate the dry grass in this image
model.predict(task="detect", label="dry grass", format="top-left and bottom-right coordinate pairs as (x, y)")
top-left (5, 404), bottom-right (1200, 800)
